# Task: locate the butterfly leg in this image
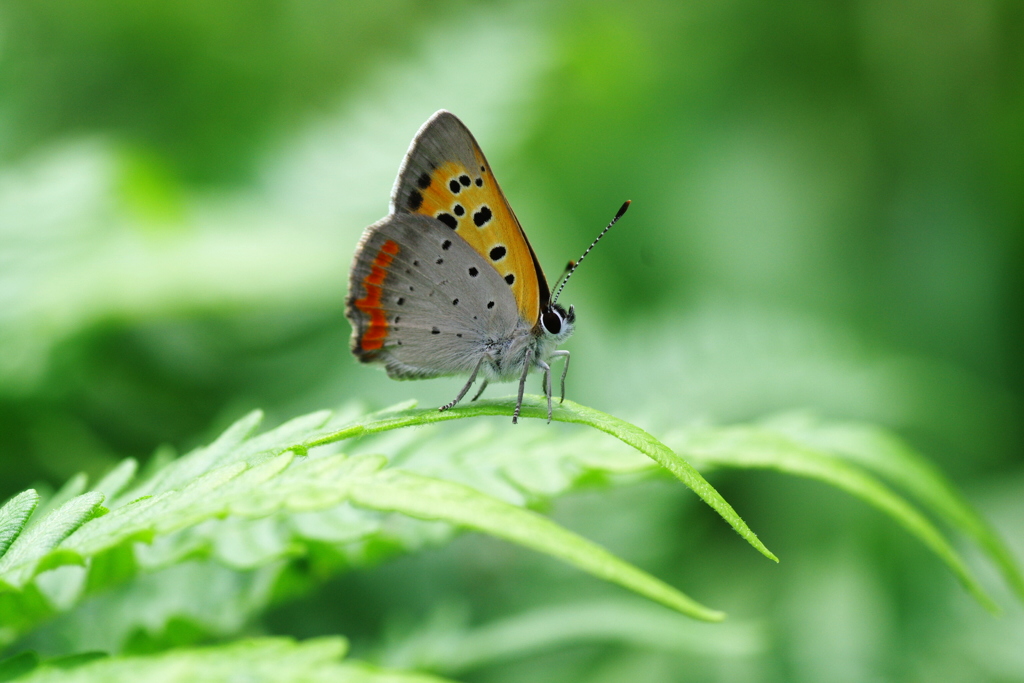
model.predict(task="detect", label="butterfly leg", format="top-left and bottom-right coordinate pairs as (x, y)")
top-left (513, 348), bottom-right (533, 424)
top-left (470, 379), bottom-right (489, 402)
top-left (440, 354), bottom-right (490, 412)
top-left (536, 360), bottom-right (554, 422)
top-left (549, 350), bottom-right (570, 403)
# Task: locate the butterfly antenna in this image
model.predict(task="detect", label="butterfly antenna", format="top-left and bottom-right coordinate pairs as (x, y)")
top-left (551, 200), bottom-right (630, 305)
top-left (559, 260), bottom-right (576, 281)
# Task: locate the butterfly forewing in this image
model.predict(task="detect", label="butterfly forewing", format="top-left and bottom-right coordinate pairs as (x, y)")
top-left (391, 111), bottom-right (548, 325)
top-left (347, 213), bottom-right (521, 379)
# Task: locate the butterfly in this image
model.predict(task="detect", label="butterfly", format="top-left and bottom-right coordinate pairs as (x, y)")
top-left (346, 110), bottom-right (627, 423)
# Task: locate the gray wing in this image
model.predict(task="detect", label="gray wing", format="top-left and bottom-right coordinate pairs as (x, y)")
top-left (346, 212), bottom-right (522, 379)
top-left (390, 110), bottom-right (481, 215)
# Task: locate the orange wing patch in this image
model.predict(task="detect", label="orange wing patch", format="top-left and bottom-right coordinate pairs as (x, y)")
top-left (354, 239), bottom-right (400, 352)
top-left (406, 158), bottom-right (540, 324)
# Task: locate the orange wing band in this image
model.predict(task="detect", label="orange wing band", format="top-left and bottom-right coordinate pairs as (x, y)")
top-left (410, 159), bottom-right (540, 324)
top-left (354, 240), bottom-right (400, 351)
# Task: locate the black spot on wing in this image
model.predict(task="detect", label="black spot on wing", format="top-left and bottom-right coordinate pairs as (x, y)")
top-left (475, 177), bottom-right (483, 187)
top-left (442, 239), bottom-right (452, 250)
top-left (459, 175), bottom-right (471, 186)
top-left (417, 173), bottom-right (431, 189)
top-left (453, 204), bottom-right (465, 216)
top-left (449, 179), bottom-right (461, 194)
top-left (487, 301), bottom-right (495, 309)
top-left (407, 190), bottom-right (423, 211)
top-left (468, 267), bottom-right (478, 277)
top-left (431, 327), bottom-right (440, 334)
top-left (489, 245), bottom-right (506, 261)
top-left (436, 213), bottom-right (458, 229)
top-left (505, 273), bottom-right (515, 285)
top-left (474, 206), bottom-right (492, 227)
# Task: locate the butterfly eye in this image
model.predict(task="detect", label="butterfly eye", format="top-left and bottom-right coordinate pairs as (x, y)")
top-left (542, 309), bottom-right (562, 335)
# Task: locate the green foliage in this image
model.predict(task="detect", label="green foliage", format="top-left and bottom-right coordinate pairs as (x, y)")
top-left (666, 416), bottom-right (1021, 612)
top-left (3, 637), bottom-right (455, 683)
top-left (0, 1), bottom-right (1021, 679)
top-left (1, 397), bottom-right (1020, 680)
top-left (2, 399), bottom-right (739, 654)
top-left (0, 492), bottom-right (105, 591)
top-left (0, 493), bottom-right (40, 559)
top-left (370, 598), bottom-right (766, 676)
top-left (303, 397), bottom-right (777, 563)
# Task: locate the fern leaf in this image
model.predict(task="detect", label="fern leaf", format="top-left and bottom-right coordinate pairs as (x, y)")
top-left (5, 636), bottom-right (456, 683)
top-left (0, 492), bottom-right (40, 559)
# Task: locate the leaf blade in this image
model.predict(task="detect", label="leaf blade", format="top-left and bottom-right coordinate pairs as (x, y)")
top-left (767, 414), bottom-right (1024, 604)
top-left (11, 637), bottom-right (457, 683)
top-left (0, 491), bottom-right (40, 559)
top-left (668, 425), bottom-right (1000, 612)
top-left (303, 396), bottom-right (778, 563)
top-left (0, 493), bottom-right (104, 589)
top-left (347, 469), bottom-right (724, 622)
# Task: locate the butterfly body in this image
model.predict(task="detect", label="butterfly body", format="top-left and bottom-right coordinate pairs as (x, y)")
top-left (346, 111), bottom-right (575, 422)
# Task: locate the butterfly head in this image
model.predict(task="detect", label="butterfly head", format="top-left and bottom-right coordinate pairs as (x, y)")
top-left (540, 303), bottom-right (575, 344)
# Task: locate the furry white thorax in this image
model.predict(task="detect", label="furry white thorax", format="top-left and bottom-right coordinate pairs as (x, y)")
top-left (478, 305), bottom-right (574, 382)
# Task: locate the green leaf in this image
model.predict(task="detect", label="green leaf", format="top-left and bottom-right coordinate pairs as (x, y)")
top-left (666, 423), bottom-right (1002, 612)
top-left (346, 469), bottom-right (724, 621)
top-left (91, 461), bottom-right (138, 502)
top-left (0, 491), bottom-right (40, 559)
top-left (764, 413), bottom-right (1024, 604)
top-left (10, 637), bottom-right (456, 683)
top-left (28, 477), bottom-right (87, 531)
top-left (0, 651), bottom-right (39, 682)
top-left (120, 410), bottom-right (266, 503)
top-left (2, 402), bottom-right (730, 647)
top-left (374, 599), bottom-right (765, 675)
top-left (304, 396), bottom-right (778, 563)
top-left (5, 399), bottom-right (1012, 655)
top-left (18, 415), bottom-right (652, 653)
top-left (23, 560), bottom-right (281, 656)
top-left (0, 493), bottom-right (104, 590)
top-left (42, 652), bottom-right (108, 670)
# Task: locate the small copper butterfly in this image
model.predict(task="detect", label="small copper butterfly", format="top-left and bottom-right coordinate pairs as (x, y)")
top-left (346, 111), bottom-right (628, 423)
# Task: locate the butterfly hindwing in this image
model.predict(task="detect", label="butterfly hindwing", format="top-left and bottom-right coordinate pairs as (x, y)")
top-left (347, 212), bottom-right (522, 379)
top-left (391, 111), bottom-right (549, 325)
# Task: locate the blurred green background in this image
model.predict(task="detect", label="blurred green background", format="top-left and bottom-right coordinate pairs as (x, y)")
top-left (1, 0), bottom-right (1022, 680)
